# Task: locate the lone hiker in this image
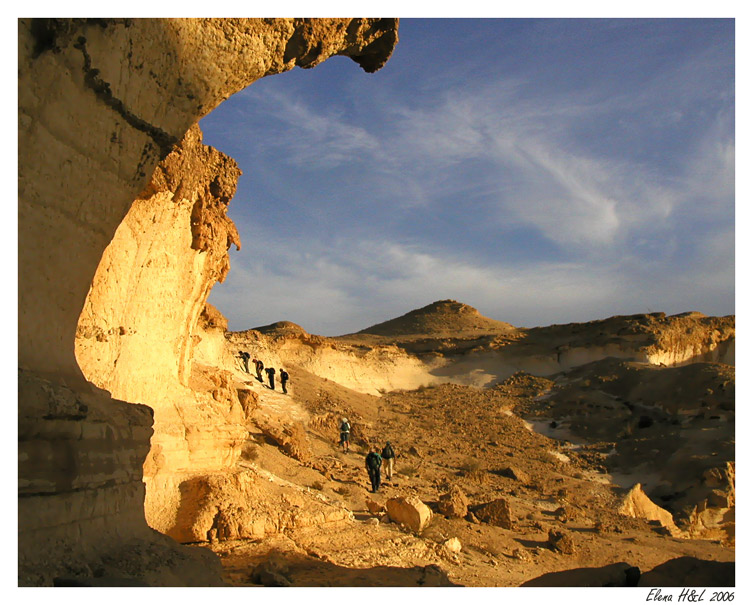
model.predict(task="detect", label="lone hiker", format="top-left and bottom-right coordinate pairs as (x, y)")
top-left (238, 351), bottom-right (251, 373)
top-left (381, 441), bottom-right (396, 482)
top-left (339, 417), bottom-right (351, 453)
top-left (253, 358), bottom-right (264, 382)
top-left (265, 366), bottom-right (276, 390)
top-left (280, 368), bottom-right (289, 394)
top-left (365, 448), bottom-right (382, 493)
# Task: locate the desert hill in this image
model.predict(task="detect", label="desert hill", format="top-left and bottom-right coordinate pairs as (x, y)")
top-left (353, 299), bottom-right (518, 339)
top-left (252, 321), bottom-right (310, 337)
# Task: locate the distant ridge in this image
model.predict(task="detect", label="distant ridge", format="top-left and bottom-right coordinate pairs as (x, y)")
top-left (357, 299), bottom-right (517, 337)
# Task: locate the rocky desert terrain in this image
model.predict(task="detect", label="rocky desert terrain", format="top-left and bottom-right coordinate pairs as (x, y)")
top-left (18, 18), bottom-right (736, 589)
top-left (194, 301), bottom-right (735, 587)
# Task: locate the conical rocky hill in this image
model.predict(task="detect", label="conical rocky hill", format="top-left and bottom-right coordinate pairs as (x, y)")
top-left (356, 299), bottom-right (517, 338)
top-left (252, 321), bottom-right (310, 337)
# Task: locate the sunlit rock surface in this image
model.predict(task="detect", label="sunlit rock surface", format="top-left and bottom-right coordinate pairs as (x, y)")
top-left (19, 17), bottom-right (398, 586)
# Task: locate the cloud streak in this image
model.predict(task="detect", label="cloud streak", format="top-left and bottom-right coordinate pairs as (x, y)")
top-left (202, 19), bottom-right (734, 333)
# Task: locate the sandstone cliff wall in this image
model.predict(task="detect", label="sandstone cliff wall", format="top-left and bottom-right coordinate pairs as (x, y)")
top-left (19, 17), bottom-right (398, 586)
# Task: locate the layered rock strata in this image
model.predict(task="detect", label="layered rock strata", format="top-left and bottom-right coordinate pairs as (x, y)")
top-left (229, 310), bottom-right (735, 395)
top-left (19, 17), bottom-right (398, 586)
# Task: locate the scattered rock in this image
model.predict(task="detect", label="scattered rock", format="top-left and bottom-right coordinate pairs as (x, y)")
top-left (249, 556), bottom-right (291, 587)
top-left (443, 537), bottom-right (462, 553)
top-left (499, 465), bottom-right (530, 484)
top-left (474, 498), bottom-right (514, 530)
top-left (386, 496), bottom-right (433, 533)
top-left (257, 419), bottom-right (312, 463)
top-left (365, 498), bottom-right (386, 515)
top-left (555, 505), bottom-right (576, 523)
top-left (438, 485), bottom-right (469, 518)
top-left (547, 528), bottom-right (575, 554)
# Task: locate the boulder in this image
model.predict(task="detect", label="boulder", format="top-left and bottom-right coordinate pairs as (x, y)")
top-left (499, 465), bottom-right (530, 484)
top-left (474, 498), bottom-right (514, 530)
top-left (438, 485), bottom-right (469, 518)
top-left (618, 483), bottom-right (681, 537)
top-left (250, 555), bottom-right (291, 587)
top-left (547, 528), bottom-right (575, 554)
top-left (386, 496), bottom-right (433, 533)
top-left (443, 537), bottom-right (462, 553)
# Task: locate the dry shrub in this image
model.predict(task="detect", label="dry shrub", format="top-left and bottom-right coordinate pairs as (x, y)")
top-left (240, 441), bottom-right (259, 461)
top-left (459, 457), bottom-right (481, 473)
top-left (334, 485), bottom-right (352, 497)
top-left (310, 480), bottom-right (325, 491)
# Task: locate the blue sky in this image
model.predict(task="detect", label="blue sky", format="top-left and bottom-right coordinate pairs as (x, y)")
top-left (201, 18), bottom-right (735, 335)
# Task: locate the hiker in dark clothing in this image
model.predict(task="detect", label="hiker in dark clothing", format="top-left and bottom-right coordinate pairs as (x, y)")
top-left (265, 367), bottom-right (276, 390)
top-left (365, 448), bottom-right (382, 493)
top-left (339, 417), bottom-right (351, 453)
top-left (253, 358), bottom-right (264, 382)
top-left (279, 368), bottom-right (289, 394)
top-left (381, 441), bottom-right (396, 481)
top-left (238, 351), bottom-right (251, 373)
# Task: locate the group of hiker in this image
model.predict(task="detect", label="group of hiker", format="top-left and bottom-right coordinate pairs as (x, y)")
top-left (339, 417), bottom-right (396, 493)
top-left (365, 441), bottom-right (396, 493)
top-left (237, 359), bottom-right (393, 493)
top-left (237, 351), bottom-right (289, 394)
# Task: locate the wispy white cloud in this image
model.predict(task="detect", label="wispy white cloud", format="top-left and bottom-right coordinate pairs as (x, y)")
top-left (203, 20), bottom-right (734, 334)
top-left (232, 87), bottom-right (380, 169)
top-left (211, 233), bottom-right (732, 335)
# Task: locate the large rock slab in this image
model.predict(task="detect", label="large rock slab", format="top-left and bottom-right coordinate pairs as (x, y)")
top-left (386, 496), bottom-right (433, 533)
top-left (474, 497), bottom-right (514, 530)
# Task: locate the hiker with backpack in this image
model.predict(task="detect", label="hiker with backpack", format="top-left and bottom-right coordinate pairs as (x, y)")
top-left (381, 441), bottom-right (396, 481)
top-left (238, 351), bottom-right (251, 373)
top-left (265, 366), bottom-right (276, 390)
top-left (253, 358), bottom-right (264, 382)
top-left (279, 368), bottom-right (289, 394)
top-left (339, 417), bottom-right (351, 453)
top-left (365, 448), bottom-right (383, 493)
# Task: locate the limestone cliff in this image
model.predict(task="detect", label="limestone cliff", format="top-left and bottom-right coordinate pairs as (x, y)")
top-left (74, 123), bottom-right (250, 539)
top-left (19, 17), bottom-right (398, 586)
top-left (230, 307), bottom-right (735, 395)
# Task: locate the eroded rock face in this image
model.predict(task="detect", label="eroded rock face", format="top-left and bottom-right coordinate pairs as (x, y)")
top-left (167, 468), bottom-right (351, 543)
top-left (618, 483), bottom-right (682, 537)
top-left (19, 17), bottom-right (398, 586)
